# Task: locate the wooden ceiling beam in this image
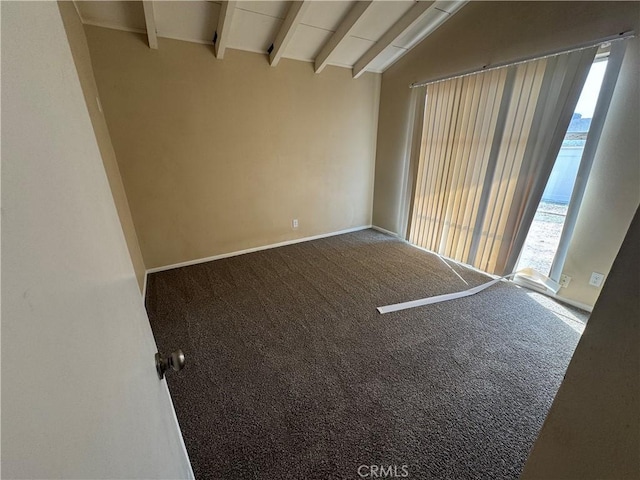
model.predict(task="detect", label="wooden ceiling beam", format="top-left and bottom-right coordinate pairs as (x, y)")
top-left (142, 1), bottom-right (158, 49)
top-left (353, 1), bottom-right (436, 78)
top-left (214, 1), bottom-right (237, 59)
top-left (314, 1), bottom-right (374, 74)
top-left (269, 1), bottom-right (310, 67)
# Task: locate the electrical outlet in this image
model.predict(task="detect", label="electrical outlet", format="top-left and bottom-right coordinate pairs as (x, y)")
top-left (292, 219), bottom-right (299, 230)
top-left (589, 272), bottom-right (605, 288)
top-left (559, 274), bottom-right (571, 288)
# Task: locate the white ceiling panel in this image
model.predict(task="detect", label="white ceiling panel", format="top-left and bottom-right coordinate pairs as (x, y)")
top-left (236, 1), bottom-right (289, 19)
top-left (155, 1), bottom-right (220, 44)
top-left (328, 34), bottom-right (374, 67)
top-left (227, 7), bottom-right (283, 53)
top-left (74, 0), bottom-right (469, 76)
top-left (301, 1), bottom-right (355, 32)
top-left (367, 45), bottom-right (406, 72)
top-left (433, 0), bottom-right (467, 14)
top-left (392, 7), bottom-right (448, 49)
top-left (76, 1), bottom-right (146, 31)
top-left (285, 24), bottom-right (333, 62)
top-left (350, 0), bottom-right (415, 42)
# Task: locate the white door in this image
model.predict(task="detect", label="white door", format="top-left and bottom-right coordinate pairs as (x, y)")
top-left (1, 3), bottom-right (193, 478)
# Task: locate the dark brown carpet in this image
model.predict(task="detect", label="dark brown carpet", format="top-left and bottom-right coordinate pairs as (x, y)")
top-left (145, 229), bottom-right (584, 479)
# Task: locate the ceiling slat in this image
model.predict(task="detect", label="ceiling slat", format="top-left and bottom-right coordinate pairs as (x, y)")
top-left (269, 1), bottom-right (310, 67)
top-left (353, 1), bottom-right (434, 78)
top-left (215, 1), bottom-right (237, 59)
top-left (142, 1), bottom-right (158, 49)
top-left (314, 1), bottom-right (373, 74)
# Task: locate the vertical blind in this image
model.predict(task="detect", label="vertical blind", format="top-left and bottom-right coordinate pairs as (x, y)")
top-left (409, 47), bottom-right (597, 275)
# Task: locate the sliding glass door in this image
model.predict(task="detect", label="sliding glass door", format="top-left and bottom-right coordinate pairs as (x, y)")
top-left (407, 40), bottom-right (627, 281)
top-left (408, 46), bottom-right (598, 276)
top-left (516, 56), bottom-right (609, 277)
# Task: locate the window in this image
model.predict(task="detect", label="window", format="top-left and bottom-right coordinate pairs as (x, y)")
top-left (516, 55), bottom-right (609, 277)
top-left (408, 46), bottom-right (601, 276)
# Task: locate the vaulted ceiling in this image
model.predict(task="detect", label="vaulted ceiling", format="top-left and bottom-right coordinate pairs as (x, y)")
top-left (75, 1), bottom-right (467, 77)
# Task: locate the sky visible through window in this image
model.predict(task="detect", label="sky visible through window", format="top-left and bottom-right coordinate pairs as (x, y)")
top-left (575, 60), bottom-right (607, 117)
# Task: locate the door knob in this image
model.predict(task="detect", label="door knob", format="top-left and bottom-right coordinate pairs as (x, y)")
top-left (156, 350), bottom-right (185, 379)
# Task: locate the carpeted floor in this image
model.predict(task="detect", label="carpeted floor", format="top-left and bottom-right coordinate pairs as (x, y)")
top-left (146, 229), bottom-right (586, 480)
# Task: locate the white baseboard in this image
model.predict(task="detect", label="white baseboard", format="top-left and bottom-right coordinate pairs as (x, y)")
top-left (548, 292), bottom-right (594, 313)
top-left (141, 223), bottom-right (595, 315)
top-left (145, 225), bottom-right (372, 275)
top-left (371, 225), bottom-right (402, 238)
top-left (404, 244), bottom-right (594, 313)
top-left (512, 275), bottom-right (593, 312)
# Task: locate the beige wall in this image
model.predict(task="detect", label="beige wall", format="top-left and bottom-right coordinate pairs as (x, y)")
top-left (84, 26), bottom-right (380, 269)
top-left (522, 207), bottom-right (640, 479)
top-left (373, 1), bottom-right (639, 308)
top-left (561, 36), bottom-right (640, 306)
top-left (58, 2), bottom-right (146, 291)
